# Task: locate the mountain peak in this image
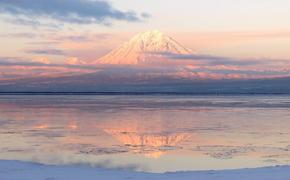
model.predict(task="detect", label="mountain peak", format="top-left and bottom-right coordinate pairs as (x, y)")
top-left (97, 30), bottom-right (193, 65)
top-left (133, 30), bottom-right (165, 41)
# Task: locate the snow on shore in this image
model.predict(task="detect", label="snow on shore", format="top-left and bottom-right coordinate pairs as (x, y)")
top-left (0, 160), bottom-right (290, 180)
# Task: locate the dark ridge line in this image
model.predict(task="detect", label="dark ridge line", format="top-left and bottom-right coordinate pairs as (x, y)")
top-left (0, 92), bottom-right (290, 96)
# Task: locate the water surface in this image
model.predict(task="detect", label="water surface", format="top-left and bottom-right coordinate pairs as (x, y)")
top-left (0, 95), bottom-right (290, 172)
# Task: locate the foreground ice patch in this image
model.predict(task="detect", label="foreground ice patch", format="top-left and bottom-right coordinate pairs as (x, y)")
top-left (0, 160), bottom-right (290, 180)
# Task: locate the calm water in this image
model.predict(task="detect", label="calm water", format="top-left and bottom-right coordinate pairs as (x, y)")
top-left (0, 95), bottom-right (290, 173)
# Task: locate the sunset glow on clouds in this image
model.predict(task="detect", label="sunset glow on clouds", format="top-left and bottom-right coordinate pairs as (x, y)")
top-left (0, 0), bottom-right (289, 83)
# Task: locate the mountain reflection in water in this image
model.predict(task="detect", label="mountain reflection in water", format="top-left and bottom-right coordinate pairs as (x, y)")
top-left (104, 128), bottom-right (190, 158)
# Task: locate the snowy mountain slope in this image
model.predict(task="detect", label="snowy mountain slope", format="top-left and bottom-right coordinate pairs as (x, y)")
top-left (97, 30), bottom-right (193, 65)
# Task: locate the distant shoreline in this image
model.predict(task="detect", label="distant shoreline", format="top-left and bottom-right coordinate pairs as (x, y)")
top-left (0, 92), bottom-right (290, 95)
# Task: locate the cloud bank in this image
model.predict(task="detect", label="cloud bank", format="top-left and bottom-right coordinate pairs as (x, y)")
top-left (0, 0), bottom-right (147, 25)
top-left (25, 48), bottom-right (66, 56)
top-left (0, 53), bottom-right (290, 83)
top-left (154, 52), bottom-right (280, 66)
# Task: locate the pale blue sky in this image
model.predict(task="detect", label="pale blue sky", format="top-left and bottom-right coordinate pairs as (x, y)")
top-left (110, 0), bottom-right (290, 32)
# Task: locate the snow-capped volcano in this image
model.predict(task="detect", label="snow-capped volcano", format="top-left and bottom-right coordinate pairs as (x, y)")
top-left (96, 30), bottom-right (193, 65)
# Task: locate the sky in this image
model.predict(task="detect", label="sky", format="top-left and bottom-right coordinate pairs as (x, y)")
top-left (0, 0), bottom-right (289, 82)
